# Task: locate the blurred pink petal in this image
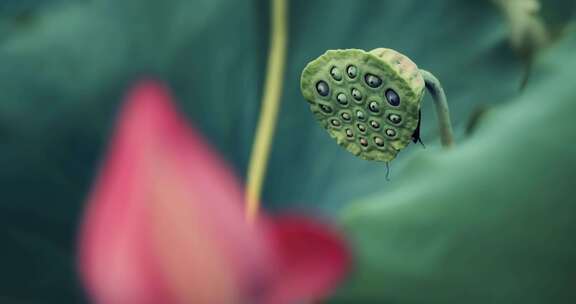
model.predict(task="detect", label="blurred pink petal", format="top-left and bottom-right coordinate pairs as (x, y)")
top-left (78, 79), bottom-right (349, 304)
top-left (264, 216), bottom-right (350, 304)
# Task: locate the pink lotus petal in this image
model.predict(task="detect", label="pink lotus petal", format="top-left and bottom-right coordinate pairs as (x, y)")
top-left (78, 79), bottom-right (350, 304)
top-left (79, 80), bottom-right (274, 304)
top-left (263, 216), bottom-right (351, 304)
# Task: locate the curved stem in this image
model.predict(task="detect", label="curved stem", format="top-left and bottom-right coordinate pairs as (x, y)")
top-left (245, 0), bottom-right (288, 222)
top-left (419, 69), bottom-right (454, 147)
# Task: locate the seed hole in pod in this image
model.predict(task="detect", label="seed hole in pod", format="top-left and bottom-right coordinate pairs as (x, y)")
top-left (388, 113), bottom-right (402, 124)
top-left (356, 110), bottom-right (365, 120)
top-left (385, 128), bottom-right (397, 138)
top-left (368, 101), bottom-right (380, 113)
top-left (319, 104), bottom-right (332, 113)
top-left (341, 112), bottom-right (351, 121)
top-left (364, 73), bottom-right (382, 88)
top-left (331, 119), bottom-right (341, 127)
top-left (330, 66), bottom-right (342, 81)
top-left (370, 120), bottom-right (380, 129)
top-left (359, 137), bottom-right (368, 147)
top-left (357, 123), bottom-right (367, 133)
top-left (385, 89), bottom-right (400, 106)
top-left (351, 88), bottom-right (362, 101)
top-left (345, 128), bottom-right (354, 138)
top-left (316, 81), bottom-right (330, 97)
top-left (347, 65), bottom-right (357, 78)
top-left (336, 93), bottom-right (348, 105)
top-left (374, 136), bottom-right (385, 147)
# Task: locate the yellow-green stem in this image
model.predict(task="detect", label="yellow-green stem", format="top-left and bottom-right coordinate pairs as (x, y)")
top-left (245, 0), bottom-right (288, 222)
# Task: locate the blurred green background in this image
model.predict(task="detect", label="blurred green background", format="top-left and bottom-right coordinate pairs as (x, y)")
top-left (1, 0), bottom-right (575, 303)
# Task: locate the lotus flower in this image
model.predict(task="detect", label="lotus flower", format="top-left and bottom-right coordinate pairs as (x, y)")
top-left (78, 80), bottom-right (350, 304)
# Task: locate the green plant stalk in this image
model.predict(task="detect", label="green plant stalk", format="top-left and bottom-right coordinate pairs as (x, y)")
top-left (420, 69), bottom-right (454, 147)
top-left (245, 0), bottom-right (287, 222)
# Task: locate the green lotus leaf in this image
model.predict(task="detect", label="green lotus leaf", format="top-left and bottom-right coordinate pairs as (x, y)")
top-left (335, 32), bottom-right (576, 303)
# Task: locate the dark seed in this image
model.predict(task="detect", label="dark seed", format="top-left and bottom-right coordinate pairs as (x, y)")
top-left (385, 128), bottom-right (397, 137)
top-left (347, 65), bottom-right (357, 78)
top-left (336, 93), bottom-right (348, 105)
top-left (331, 119), bottom-right (341, 127)
top-left (359, 137), bottom-right (368, 147)
top-left (330, 67), bottom-right (342, 81)
top-left (357, 123), bottom-right (366, 133)
top-left (368, 101), bottom-right (380, 113)
top-left (319, 104), bottom-right (332, 113)
top-left (364, 73), bottom-right (382, 88)
top-left (341, 112), bottom-right (351, 121)
top-left (374, 137), bottom-right (384, 147)
top-left (370, 120), bottom-right (380, 129)
top-left (385, 89), bottom-right (400, 106)
top-left (351, 88), bottom-right (362, 101)
top-left (316, 81), bottom-right (330, 96)
top-left (388, 113), bottom-right (402, 124)
top-left (345, 129), bottom-right (354, 137)
top-left (356, 110), bottom-right (365, 120)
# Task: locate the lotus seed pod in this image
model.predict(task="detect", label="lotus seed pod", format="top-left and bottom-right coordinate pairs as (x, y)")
top-left (300, 48), bottom-right (425, 162)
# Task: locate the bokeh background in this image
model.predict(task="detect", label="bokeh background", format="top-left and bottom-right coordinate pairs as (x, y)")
top-left (1, 0), bottom-right (575, 303)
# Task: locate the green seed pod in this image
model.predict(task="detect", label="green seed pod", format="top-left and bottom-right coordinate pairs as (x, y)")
top-left (300, 48), bottom-right (426, 162)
